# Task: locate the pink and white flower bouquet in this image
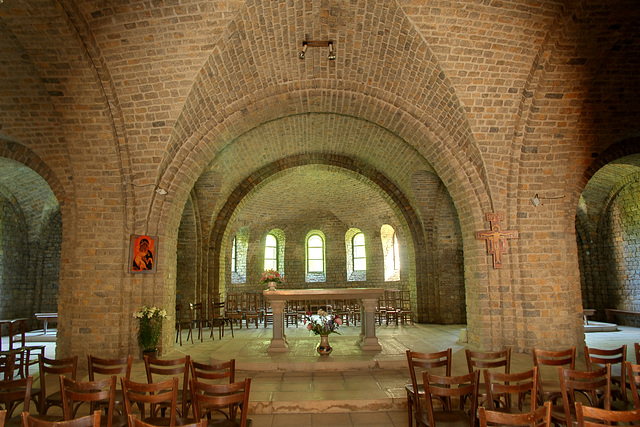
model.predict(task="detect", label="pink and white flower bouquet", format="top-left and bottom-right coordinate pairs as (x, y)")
top-left (302, 309), bottom-right (343, 335)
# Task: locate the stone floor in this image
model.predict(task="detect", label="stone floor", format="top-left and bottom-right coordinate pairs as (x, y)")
top-left (8, 321), bottom-right (640, 427)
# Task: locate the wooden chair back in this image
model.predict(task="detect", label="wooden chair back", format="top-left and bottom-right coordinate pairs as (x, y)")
top-left (127, 415), bottom-right (206, 427)
top-left (584, 345), bottom-right (627, 403)
top-left (121, 378), bottom-right (178, 427)
top-left (22, 411), bottom-right (100, 427)
top-left (558, 365), bottom-right (611, 426)
top-left (60, 376), bottom-right (116, 427)
top-left (190, 378), bottom-right (251, 427)
top-left (405, 348), bottom-right (452, 427)
top-left (635, 342), bottom-right (639, 364)
top-left (0, 352), bottom-right (17, 381)
top-left (143, 355), bottom-right (190, 416)
top-left (575, 402), bottom-right (640, 427)
top-left (627, 361), bottom-right (640, 409)
top-left (190, 359), bottom-right (235, 384)
top-left (208, 301), bottom-right (232, 340)
top-left (189, 303), bottom-right (207, 341)
top-left (418, 370), bottom-right (479, 427)
top-left (466, 348), bottom-right (512, 374)
top-left (38, 355), bottom-right (78, 415)
top-left (479, 401), bottom-right (551, 427)
top-left (0, 376), bottom-right (32, 419)
top-left (532, 346), bottom-right (576, 402)
top-left (484, 367), bottom-right (538, 412)
top-left (87, 355), bottom-right (132, 381)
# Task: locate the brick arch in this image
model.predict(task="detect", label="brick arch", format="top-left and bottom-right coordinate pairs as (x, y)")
top-left (0, 139), bottom-right (69, 214)
top-left (206, 153), bottom-right (435, 321)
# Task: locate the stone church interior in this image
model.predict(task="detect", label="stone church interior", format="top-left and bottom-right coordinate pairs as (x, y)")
top-left (1, 0), bottom-right (640, 398)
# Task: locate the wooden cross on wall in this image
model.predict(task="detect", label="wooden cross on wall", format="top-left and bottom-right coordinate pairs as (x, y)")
top-left (475, 212), bottom-right (518, 269)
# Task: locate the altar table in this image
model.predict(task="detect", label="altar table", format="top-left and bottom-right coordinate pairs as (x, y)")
top-left (262, 288), bottom-right (385, 353)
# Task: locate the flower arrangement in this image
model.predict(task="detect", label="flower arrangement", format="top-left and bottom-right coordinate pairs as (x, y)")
top-left (260, 269), bottom-right (285, 286)
top-left (302, 309), bottom-right (342, 335)
top-left (133, 306), bottom-right (167, 351)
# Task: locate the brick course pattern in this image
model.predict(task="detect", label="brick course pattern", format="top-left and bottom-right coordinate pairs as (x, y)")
top-left (0, 0), bottom-right (639, 357)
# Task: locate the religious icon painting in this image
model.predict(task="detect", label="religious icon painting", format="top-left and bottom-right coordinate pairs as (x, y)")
top-left (129, 234), bottom-right (157, 273)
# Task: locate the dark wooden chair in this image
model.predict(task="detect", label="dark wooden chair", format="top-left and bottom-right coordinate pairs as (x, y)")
top-left (60, 376), bottom-right (125, 427)
top-left (87, 355), bottom-right (132, 416)
top-left (483, 367), bottom-right (538, 414)
top-left (575, 401), bottom-right (640, 427)
top-left (635, 343), bottom-right (639, 364)
top-left (190, 378), bottom-right (252, 427)
top-left (22, 411), bottom-right (101, 427)
top-left (175, 304), bottom-right (194, 345)
top-left (190, 360), bottom-right (235, 385)
top-left (415, 370), bottom-right (479, 427)
top-left (208, 302), bottom-right (233, 340)
top-left (466, 348), bottom-right (511, 406)
top-left (553, 365), bottom-right (611, 427)
top-left (0, 376), bottom-right (33, 427)
top-left (627, 361), bottom-right (640, 409)
top-left (244, 294), bottom-right (261, 329)
top-left (189, 303), bottom-right (208, 342)
top-left (532, 346), bottom-right (576, 403)
top-left (121, 378), bottom-right (186, 427)
top-left (479, 401), bottom-right (551, 427)
top-left (35, 355), bottom-right (78, 416)
top-left (128, 415), bottom-right (206, 427)
top-left (584, 345), bottom-right (627, 405)
top-left (144, 355), bottom-right (190, 418)
top-left (405, 348), bottom-right (452, 427)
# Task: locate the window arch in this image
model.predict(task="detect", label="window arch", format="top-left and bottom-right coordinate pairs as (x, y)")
top-left (230, 227), bottom-right (249, 284)
top-left (381, 224), bottom-right (400, 281)
top-left (345, 228), bottom-right (366, 281)
top-left (306, 230), bottom-right (325, 282)
top-left (264, 229), bottom-right (286, 274)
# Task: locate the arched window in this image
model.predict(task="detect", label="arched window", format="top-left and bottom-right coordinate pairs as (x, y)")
top-left (231, 227), bottom-right (249, 284)
top-left (345, 228), bottom-right (366, 281)
top-left (381, 224), bottom-right (400, 281)
top-left (264, 233), bottom-right (278, 271)
top-left (307, 235), bottom-right (324, 272)
top-left (306, 231), bottom-right (326, 282)
top-left (231, 237), bottom-right (237, 273)
top-left (352, 233), bottom-right (366, 271)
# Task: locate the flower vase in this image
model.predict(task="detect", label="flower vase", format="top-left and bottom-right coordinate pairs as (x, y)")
top-left (317, 334), bottom-right (332, 356)
top-left (268, 282), bottom-right (277, 291)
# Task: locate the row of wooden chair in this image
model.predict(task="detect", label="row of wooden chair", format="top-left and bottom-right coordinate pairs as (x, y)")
top-left (406, 343), bottom-right (640, 427)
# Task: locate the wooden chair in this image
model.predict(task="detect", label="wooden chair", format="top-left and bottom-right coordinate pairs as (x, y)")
top-left (479, 401), bottom-right (551, 427)
top-left (415, 370), bottom-right (479, 427)
top-left (0, 376), bottom-right (33, 427)
top-left (143, 356), bottom-right (190, 418)
top-left (284, 302), bottom-right (300, 328)
top-left (190, 378), bottom-right (252, 427)
top-left (399, 290), bottom-right (414, 325)
top-left (575, 401), bottom-right (640, 427)
top-left (532, 346), bottom-right (576, 403)
top-left (225, 295), bottom-right (243, 329)
top-left (190, 360), bottom-right (235, 385)
top-left (175, 304), bottom-right (194, 345)
top-left (0, 351), bottom-right (18, 381)
top-left (127, 415), bottom-right (206, 427)
top-left (627, 361), bottom-right (640, 409)
top-left (553, 365), bottom-right (611, 427)
top-left (35, 355), bottom-right (78, 416)
top-left (405, 348), bottom-right (452, 427)
top-left (208, 302), bottom-right (233, 340)
top-left (244, 294), bottom-right (261, 329)
top-left (466, 348), bottom-right (511, 406)
top-left (483, 367), bottom-right (538, 414)
top-left (635, 343), bottom-right (639, 364)
top-left (59, 376), bottom-right (124, 427)
top-left (87, 355), bottom-right (132, 416)
top-left (189, 303), bottom-right (208, 342)
top-left (121, 378), bottom-right (182, 427)
top-left (22, 411), bottom-right (101, 427)
top-left (584, 345), bottom-right (627, 404)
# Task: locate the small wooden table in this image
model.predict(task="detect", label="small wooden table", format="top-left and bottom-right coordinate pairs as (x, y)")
top-left (35, 313), bottom-right (58, 334)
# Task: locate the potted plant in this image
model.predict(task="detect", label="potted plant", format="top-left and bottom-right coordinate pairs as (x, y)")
top-left (260, 269), bottom-right (285, 291)
top-left (133, 305), bottom-right (166, 357)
